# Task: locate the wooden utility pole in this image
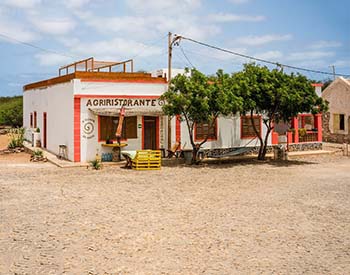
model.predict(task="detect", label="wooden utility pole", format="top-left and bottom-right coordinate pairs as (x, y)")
top-left (167, 32), bottom-right (182, 149)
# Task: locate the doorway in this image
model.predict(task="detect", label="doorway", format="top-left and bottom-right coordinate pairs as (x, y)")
top-left (43, 112), bottom-right (47, 148)
top-left (143, 116), bottom-right (158, 150)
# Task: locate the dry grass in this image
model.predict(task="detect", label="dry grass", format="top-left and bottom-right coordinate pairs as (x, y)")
top-left (0, 152), bottom-right (349, 274)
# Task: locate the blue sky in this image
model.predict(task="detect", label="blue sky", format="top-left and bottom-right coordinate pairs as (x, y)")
top-left (0, 0), bottom-right (349, 96)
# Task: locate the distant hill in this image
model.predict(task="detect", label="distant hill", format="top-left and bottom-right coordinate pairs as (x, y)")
top-left (0, 96), bottom-right (23, 127)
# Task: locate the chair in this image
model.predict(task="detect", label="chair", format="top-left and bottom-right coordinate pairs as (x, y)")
top-left (167, 141), bottom-right (181, 158)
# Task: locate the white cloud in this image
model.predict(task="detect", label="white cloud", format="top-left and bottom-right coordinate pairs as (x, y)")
top-left (80, 14), bottom-right (220, 41)
top-left (70, 38), bottom-right (163, 60)
top-left (310, 40), bottom-right (342, 49)
top-left (30, 17), bottom-right (76, 35)
top-left (235, 34), bottom-right (292, 46)
top-left (3, 0), bottom-right (41, 9)
top-left (287, 51), bottom-right (335, 61)
top-left (127, 0), bottom-right (201, 13)
top-left (255, 50), bottom-right (283, 60)
top-left (63, 0), bottom-right (91, 9)
top-left (35, 53), bottom-right (73, 66)
top-left (330, 60), bottom-right (350, 68)
top-left (0, 18), bottom-right (38, 42)
top-left (209, 13), bottom-right (265, 23)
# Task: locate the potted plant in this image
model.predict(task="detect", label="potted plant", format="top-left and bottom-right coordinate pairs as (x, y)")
top-left (105, 136), bottom-right (113, 144)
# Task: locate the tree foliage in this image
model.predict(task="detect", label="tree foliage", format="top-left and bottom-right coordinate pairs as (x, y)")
top-left (161, 68), bottom-right (242, 163)
top-left (232, 63), bottom-right (328, 160)
top-left (0, 96), bottom-right (23, 127)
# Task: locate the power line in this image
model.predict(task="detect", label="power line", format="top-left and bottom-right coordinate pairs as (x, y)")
top-left (0, 32), bottom-right (76, 58)
top-left (179, 45), bottom-right (195, 68)
top-left (180, 36), bottom-right (350, 78)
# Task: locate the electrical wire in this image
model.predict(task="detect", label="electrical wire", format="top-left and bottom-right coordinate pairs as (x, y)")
top-left (180, 36), bottom-right (350, 78)
top-left (0, 32), bottom-right (76, 58)
top-left (179, 45), bottom-right (195, 68)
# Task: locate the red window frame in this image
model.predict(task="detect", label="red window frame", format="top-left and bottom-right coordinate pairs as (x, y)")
top-left (194, 118), bottom-right (218, 141)
top-left (33, 111), bottom-right (37, 128)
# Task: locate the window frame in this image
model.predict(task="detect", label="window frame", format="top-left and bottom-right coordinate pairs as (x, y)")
top-left (30, 113), bottom-right (33, 128)
top-left (240, 115), bottom-right (262, 139)
top-left (194, 118), bottom-right (218, 141)
top-left (98, 115), bottom-right (138, 142)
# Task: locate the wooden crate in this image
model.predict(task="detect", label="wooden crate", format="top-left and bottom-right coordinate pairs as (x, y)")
top-left (132, 150), bottom-right (161, 170)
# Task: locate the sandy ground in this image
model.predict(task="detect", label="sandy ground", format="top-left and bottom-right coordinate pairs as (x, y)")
top-left (0, 150), bottom-right (350, 274)
top-left (0, 134), bottom-right (9, 150)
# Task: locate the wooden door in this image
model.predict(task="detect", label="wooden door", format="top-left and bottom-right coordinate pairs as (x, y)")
top-left (143, 116), bottom-right (157, 149)
top-left (43, 112), bottom-right (47, 148)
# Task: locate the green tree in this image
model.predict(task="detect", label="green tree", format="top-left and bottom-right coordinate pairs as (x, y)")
top-left (232, 63), bottom-right (328, 160)
top-left (161, 68), bottom-right (242, 163)
top-left (0, 96), bottom-right (23, 127)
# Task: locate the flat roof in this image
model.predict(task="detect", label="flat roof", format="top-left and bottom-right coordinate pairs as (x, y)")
top-left (23, 71), bottom-right (167, 91)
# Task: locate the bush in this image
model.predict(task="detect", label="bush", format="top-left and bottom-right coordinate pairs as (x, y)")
top-left (7, 127), bottom-right (25, 149)
top-left (32, 149), bottom-right (43, 158)
top-left (0, 96), bottom-right (23, 127)
top-left (90, 159), bottom-right (102, 170)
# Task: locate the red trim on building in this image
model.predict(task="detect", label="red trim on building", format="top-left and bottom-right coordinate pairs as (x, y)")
top-left (311, 83), bottom-right (323, 87)
top-left (142, 116), bottom-right (145, 149)
top-left (33, 111), bottom-right (37, 128)
top-left (74, 98), bottom-right (81, 162)
top-left (80, 78), bottom-right (166, 84)
top-left (74, 94), bottom-right (160, 99)
top-left (43, 112), bottom-right (47, 148)
top-left (156, 117), bottom-right (160, 149)
top-left (240, 115), bottom-right (262, 139)
top-left (194, 119), bottom-right (218, 142)
top-left (175, 115), bottom-right (181, 142)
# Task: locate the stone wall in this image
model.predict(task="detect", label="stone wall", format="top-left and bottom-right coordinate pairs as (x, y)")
top-left (204, 142), bottom-right (322, 158)
top-left (323, 112), bottom-right (350, 143)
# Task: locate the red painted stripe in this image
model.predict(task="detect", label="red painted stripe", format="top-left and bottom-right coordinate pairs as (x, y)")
top-left (74, 94), bottom-right (160, 99)
top-left (176, 115), bottom-right (181, 142)
top-left (74, 97), bottom-right (81, 162)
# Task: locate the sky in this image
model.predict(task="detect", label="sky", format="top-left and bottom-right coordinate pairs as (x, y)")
top-left (0, 0), bottom-right (349, 96)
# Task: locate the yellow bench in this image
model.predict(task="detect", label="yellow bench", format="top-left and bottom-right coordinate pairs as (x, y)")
top-left (131, 150), bottom-right (161, 170)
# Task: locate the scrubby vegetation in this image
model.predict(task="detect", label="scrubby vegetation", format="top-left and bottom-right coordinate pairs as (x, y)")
top-left (0, 96), bottom-right (23, 127)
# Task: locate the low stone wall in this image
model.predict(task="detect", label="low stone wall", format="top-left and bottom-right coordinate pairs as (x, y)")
top-left (323, 112), bottom-right (350, 143)
top-left (204, 142), bottom-right (322, 158)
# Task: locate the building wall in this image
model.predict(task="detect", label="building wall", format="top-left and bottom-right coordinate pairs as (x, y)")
top-left (178, 115), bottom-right (268, 150)
top-left (322, 78), bottom-right (350, 142)
top-left (23, 81), bottom-right (75, 159)
top-left (76, 80), bottom-right (169, 162)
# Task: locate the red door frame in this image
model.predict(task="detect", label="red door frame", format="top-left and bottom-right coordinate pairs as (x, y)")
top-left (43, 112), bottom-right (47, 148)
top-left (142, 116), bottom-right (159, 150)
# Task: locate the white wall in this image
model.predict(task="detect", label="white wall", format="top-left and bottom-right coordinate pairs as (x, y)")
top-left (23, 81), bottom-right (75, 159)
top-left (179, 115), bottom-right (270, 150)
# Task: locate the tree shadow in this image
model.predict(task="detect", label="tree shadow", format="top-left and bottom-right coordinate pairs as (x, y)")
top-left (181, 157), bottom-right (317, 169)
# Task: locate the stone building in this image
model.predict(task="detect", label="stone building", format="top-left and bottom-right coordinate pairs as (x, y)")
top-left (322, 77), bottom-right (350, 143)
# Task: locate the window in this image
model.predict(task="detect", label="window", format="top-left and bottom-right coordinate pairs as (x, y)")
top-left (33, 111), bottom-right (37, 128)
top-left (195, 119), bottom-right (217, 140)
top-left (99, 116), bottom-right (137, 141)
top-left (30, 113), bottom-right (33, 128)
top-left (298, 115), bottom-right (314, 130)
top-left (241, 116), bottom-right (261, 138)
top-left (333, 114), bottom-right (345, 132)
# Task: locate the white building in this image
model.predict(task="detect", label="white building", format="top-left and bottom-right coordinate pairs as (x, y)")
top-left (24, 58), bottom-right (320, 163)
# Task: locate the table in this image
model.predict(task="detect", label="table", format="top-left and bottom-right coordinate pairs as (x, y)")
top-left (101, 143), bottom-right (128, 161)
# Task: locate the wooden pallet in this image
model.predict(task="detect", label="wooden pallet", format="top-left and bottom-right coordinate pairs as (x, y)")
top-left (132, 150), bottom-right (161, 170)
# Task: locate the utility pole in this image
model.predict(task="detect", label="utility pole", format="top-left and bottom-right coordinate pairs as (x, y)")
top-left (167, 32), bottom-right (182, 149)
top-left (330, 65), bottom-right (336, 81)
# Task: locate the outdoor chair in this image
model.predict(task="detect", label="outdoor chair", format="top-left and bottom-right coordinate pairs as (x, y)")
top-left (167, 141), bottom-right (181, 158)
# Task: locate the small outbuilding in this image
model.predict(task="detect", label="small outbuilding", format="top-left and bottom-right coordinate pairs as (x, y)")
top-left (322, 77), bottom-right (350, 143)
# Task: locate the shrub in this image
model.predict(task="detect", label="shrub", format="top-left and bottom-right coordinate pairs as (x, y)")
top-left (90, 159), bottom-right (102, 170)
top-left (32, 149), bottom-right (43, 158)
top-left (7, 127), bottom-right (25, 149)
